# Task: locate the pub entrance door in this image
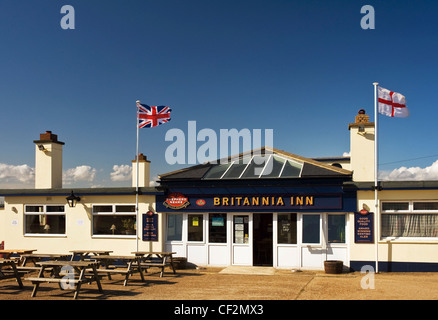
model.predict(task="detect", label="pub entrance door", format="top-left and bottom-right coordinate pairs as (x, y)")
top-left (253, 213), bottom-right (273, 266)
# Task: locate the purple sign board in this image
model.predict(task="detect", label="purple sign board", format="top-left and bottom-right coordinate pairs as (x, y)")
top-left (354, 211), bottom-right (374, 243)
top-left (142, 213), bottom-right (158, 241)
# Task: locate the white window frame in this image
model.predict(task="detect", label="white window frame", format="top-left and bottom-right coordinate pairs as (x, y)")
top-left (166, 213), bottom-right (184, 242)
top-left (381, 200), bottom-right (438, 240)
top-left (187, 213), bottom-right (206, 243)
top-left (301, 213), bottom-right (322, 246)
top-left (91, 204), bottom-right (137, 238)
top-left (208, 213), bottom-right (228, 244)
top-left (327, 213), bottom-right (347, 244)
top-left (381, 201), bottom-right (410, 213)
top-left (24, 204), bottom-right (66, 237)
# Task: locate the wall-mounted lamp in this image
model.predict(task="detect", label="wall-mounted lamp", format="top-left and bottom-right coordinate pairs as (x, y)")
top-left (358, 124), bottom-right (365, 133)
top-left (38, 144), bottom-right (47, 151)
top-left (66, 191), bottom-right (81, 208)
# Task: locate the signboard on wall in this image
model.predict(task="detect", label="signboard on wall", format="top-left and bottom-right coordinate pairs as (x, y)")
top-left (157, 193), bottom-right (345, 212)
top-left (163, 193), bottom-right (190, 209)
top-left (142, 212), bottom-right (158, 241)
top-left (354, 211), bottom-right (374, 243)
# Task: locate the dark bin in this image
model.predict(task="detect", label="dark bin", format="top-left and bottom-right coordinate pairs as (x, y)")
top-left (173, 257), bottom-right (187, 270)
top-left (324, 260), bottom-right (343, 274)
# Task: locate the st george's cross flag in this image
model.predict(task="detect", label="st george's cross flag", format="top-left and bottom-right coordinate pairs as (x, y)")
top-left (378, 86), bottom-right (409, 118)
top-left (137, 102), bottom-right (172, 128)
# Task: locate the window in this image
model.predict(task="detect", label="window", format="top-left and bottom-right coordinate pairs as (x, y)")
top-left (281, 160), bottom-right (303, 178)
top-left (92, 204), bottom-right (136, 236)
top-left (234, 215), bottom-right (249, 243)
top-left (188, 214), bottom-right (204, 241)
top-left (262, 156), bottom-right (285, 178)
top-left (382, 202), bottom-right (409, 211)
top-left (222, 161), bottom-right (248, 179)
top-left (277, 213), bottom-right (297, 244)
top-left (25, 205), bottom-right (66, 235)
top-left (240, 156), bottom-right (269, 178)
top-left (202, 154), bottom-right (303, 179)
top-left (382, 201), bottom-right (438, 238)
top-left (328, 214), bottom-right (346, 243)
top-left (302, 214), bottom-right (320, 244)
top-left (413, 202), bottom-right (438, 211)
top-left (382, 214), bottom-right (438, 237)
top-left (167, 214), bottom-right (183, 241)
top-left (203, 163), bottom-right (232, 179)
top-left (209, 213), bottom-right (227, 243)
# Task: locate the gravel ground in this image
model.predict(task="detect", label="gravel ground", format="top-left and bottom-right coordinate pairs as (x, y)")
top-left (1, 267), bottom-right (438, 301)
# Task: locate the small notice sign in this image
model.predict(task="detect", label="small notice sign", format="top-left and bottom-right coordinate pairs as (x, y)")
top-left (354, 211), bottom-right (374, 243)
top-left (142, 212), bottom-right (158, 241)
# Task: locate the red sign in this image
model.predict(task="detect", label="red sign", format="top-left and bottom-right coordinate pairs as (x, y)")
top-left (163, 193), bottom-right (190, 209)
top-left (360, 209), bottom-right (369, 215)
top-left (196, 199), bottom-right (206, 206)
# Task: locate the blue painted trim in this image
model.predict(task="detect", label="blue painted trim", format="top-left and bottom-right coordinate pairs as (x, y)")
top-left (350, 260), bottom-right (438, 272)
top-left (1, 192), bottom-right (163, 196)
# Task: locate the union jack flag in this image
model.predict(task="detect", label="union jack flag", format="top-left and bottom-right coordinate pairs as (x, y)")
top-left (137, 102), bottom-right (172, 128)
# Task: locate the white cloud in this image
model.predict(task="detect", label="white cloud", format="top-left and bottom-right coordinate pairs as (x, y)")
top-left (110, 164), bottom-right (132, 182)
top-left (63, 165), bottom-right (96, 184)
top-left (343, 151), bottom-right (351, 157)
top-left (380, 160), bottom-right (438, 181)
top-left (150, 174), bottom-right (159, 187)
top-left (0, 163), bottom-right (34, 185)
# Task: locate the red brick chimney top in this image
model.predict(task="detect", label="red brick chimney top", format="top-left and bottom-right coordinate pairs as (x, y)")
top-left (132, 153), bottom-right (150, 162)
top-left (33, 131), bottom-right (65, 145)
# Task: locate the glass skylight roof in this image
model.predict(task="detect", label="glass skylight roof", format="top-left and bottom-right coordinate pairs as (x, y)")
top-left (203, 154), bottom-right (303, 180)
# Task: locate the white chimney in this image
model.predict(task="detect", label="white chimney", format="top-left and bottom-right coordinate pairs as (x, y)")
top-left (348, 110), bottom-right (375, 182)
top-left (33, 131), bottom-right (64, 189)
top-left (132, 153), bottom-right (151, 187)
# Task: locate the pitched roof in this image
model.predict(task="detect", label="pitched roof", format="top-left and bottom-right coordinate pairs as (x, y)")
top-left (159, 147), bottom-right (352, 181)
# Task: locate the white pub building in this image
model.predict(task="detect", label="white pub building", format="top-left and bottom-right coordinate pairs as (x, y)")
top-left (1, 110), bottom-right (438, 272)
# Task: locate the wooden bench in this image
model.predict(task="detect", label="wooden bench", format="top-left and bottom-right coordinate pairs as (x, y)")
top-left (0, 259), bottom-right (24, 288)
top-left (26, 277), bottom-right (86, 285)
top-left (25, 260), bottom-right (103, 299)
top-left (132, 251), bottom-right (177, 278)
top-left (140, 259), bottom-right (170, 277)
top-left (17, 266), bottom-right (52, 273)
top-left (87, 255), bottom-right (145, 286)
top-left (91, 266), bottom-right (133, 277)
top-left (70, 250), bottom-right (113, 261)
top-left (0, 249), bottom-right (37, 260)
top-left (17, 253), bottom-right (69, 274)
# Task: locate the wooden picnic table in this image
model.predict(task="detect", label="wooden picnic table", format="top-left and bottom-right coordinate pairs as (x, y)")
top-left (69, 250), bottom-right (113, 261)
top-left (18, 253), bottom-right (71, 273)
top-left (25, 260), bottom-right (103, 299)
top-left (0, 259), bottom-right (23, 289)
top-left (87, 255), bottom-right (145, 286)
top-left (0, 249), bottom-right (37, 259)
top-left (132, 251), bottom-right (177, 277)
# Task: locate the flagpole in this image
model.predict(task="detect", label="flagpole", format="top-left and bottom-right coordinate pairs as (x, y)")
top-left (373, 82), bottom-right (379, 273)
top-left (135, 100), bottom-right (141, 253)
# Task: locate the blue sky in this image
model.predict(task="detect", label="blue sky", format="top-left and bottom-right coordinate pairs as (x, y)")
top-left (1, 0), bottom-right (438, 188)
